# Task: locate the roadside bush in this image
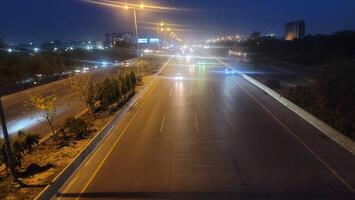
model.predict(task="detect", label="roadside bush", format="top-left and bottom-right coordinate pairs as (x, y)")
top-left (55, 128), bottom-right (70, 148)
top-left (12, 137), bottom-right (25, 155)
top-left (11, 131), bottom-right (40, 154)
top-left (287, 60), bottom-right (355, 140)
top-left (24, 133), bottom-right (40, 152)
top-left (0, 139), bottom-right (5, 165)
top-left (17, 130), bottom-right (25, 137)
top-left (265, 78), bottom-right (280, 89)
top-left (137, 59), bottom-right (151, 73)
top-left (65, 117), bottom-right (89, 139)
top-left (1, 141), bottom-right (22, 168)
top-left (136, 72), bottom-right (143, 85)
top-left (288, 86), bottom-right (317, 112)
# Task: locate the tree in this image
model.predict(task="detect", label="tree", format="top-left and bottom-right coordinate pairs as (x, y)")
top-left (118, 74), bottom-right (128, 98)
top-left (97, 78), bottom-right (119, 112)
top-left (136, 71), bottom-right (143, 85)
top-left (125, 74), bottom-right (133, 96)
top-left (137, 59), bottom-right (150, 73)
top-left (130, 71), bottom-right (137, 87)
top-left (26, 93), bottom-right (58, 136)
top-left (68, 74), bottom-right (98, 116)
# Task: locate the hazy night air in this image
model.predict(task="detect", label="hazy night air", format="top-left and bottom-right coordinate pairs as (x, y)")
top-left (1, 0), bottom-right (355, 43)
top-left (1, 0), bottom-right (355, 199)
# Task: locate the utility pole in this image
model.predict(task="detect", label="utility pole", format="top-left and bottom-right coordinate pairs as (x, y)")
top-left (0, 97), bottom-right (17, 182)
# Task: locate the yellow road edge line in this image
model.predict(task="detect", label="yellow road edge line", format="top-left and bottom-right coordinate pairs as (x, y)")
top-left (75, 78), bottom-right (160, 200)
top-left (74, 56), bottom-right (174, 199)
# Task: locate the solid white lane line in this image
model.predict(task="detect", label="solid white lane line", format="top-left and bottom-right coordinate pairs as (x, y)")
top-left (194, 114), bottom-right (200, 133)
top-left (83, 146), bottom-right (100, 168)
top-left (205, 52), bottom-right (355, 193)
top-left (160, 114), bottom-right (167, 133)
top-left (224, 112), bottom-right (236, 132)
top-left (8, 120), bottom-right (16, 125)
top-left (59, 176), bottom-right (78, 199)
top-left (75, 58), bottom-right (171, 200)
top-left (228, 77), bottom-right (355, 193)
top-left (209, 88), bottom-right (215, 96)
top-left (224, 89), bottom-right (232, 98)
top-left (169, 87), bottom-right (173, 97)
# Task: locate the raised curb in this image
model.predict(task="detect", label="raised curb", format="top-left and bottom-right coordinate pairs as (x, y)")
top-left (208, 51), bottom-right (355, 156)
top-left (34, 56), bottom-right (173, 200)
top-left (240, 74), bottom-right (355, 156)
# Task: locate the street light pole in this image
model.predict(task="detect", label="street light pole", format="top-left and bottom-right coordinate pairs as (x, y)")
top-left (0, 97), bottom-right (17, 182)
top-left (133, 9), bottom-right (139, 57)
top-left (164, 30), bottom-right (167, 44)
top-left (133, 9), bottom-right (138, 39)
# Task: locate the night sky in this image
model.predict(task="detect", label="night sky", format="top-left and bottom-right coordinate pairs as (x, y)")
top-left (1, 0), bottom-right (355, 44)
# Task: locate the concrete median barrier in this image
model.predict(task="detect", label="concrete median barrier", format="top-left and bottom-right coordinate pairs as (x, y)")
top-left (241, 73), bottom-right (355, 156)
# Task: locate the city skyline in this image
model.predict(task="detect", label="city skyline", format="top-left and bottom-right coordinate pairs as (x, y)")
top-left (1, 0), bottom-right (355, 44)
top-left (1, 1), bottom-right (355, 199)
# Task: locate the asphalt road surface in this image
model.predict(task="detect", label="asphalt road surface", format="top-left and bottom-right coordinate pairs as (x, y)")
top-left (55, 53), bottom-right (355, 199)
top-left (226, 54), bottom-right (316, 88)
top-left (0, 59), bottom-right (137, 137)
top-left (1, 79), bottom-right (85, 136)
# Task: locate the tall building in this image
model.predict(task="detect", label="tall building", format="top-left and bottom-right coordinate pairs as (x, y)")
top-left (285, 20), bottom-right (305, 41)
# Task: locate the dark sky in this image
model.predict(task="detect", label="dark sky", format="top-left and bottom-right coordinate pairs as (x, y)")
top-left (1, 0), bottom-right (355, 44)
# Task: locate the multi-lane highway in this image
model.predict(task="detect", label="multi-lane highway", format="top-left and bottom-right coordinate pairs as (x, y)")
top-left (1, 79), bottom-right (85, 136)
top-left (1, 58), bottom-right (137, 137)
top-left (55, 52), bottom-right (355, 199)
top-left (227, 52), bottom-right (316, 88)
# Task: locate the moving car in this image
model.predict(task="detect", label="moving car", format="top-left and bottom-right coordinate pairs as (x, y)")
top-left (225, 68), bottom-right (237, 75)
top-left (175, 73), bottom-right (184, 80)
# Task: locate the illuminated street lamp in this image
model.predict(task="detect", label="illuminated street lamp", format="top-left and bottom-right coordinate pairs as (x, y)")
top-left (124, 3), bottom-right (145, 56)
top-left (157, 21), bottom-right (182, 44)
top-left (157, 21), bottom-right (165, 38)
